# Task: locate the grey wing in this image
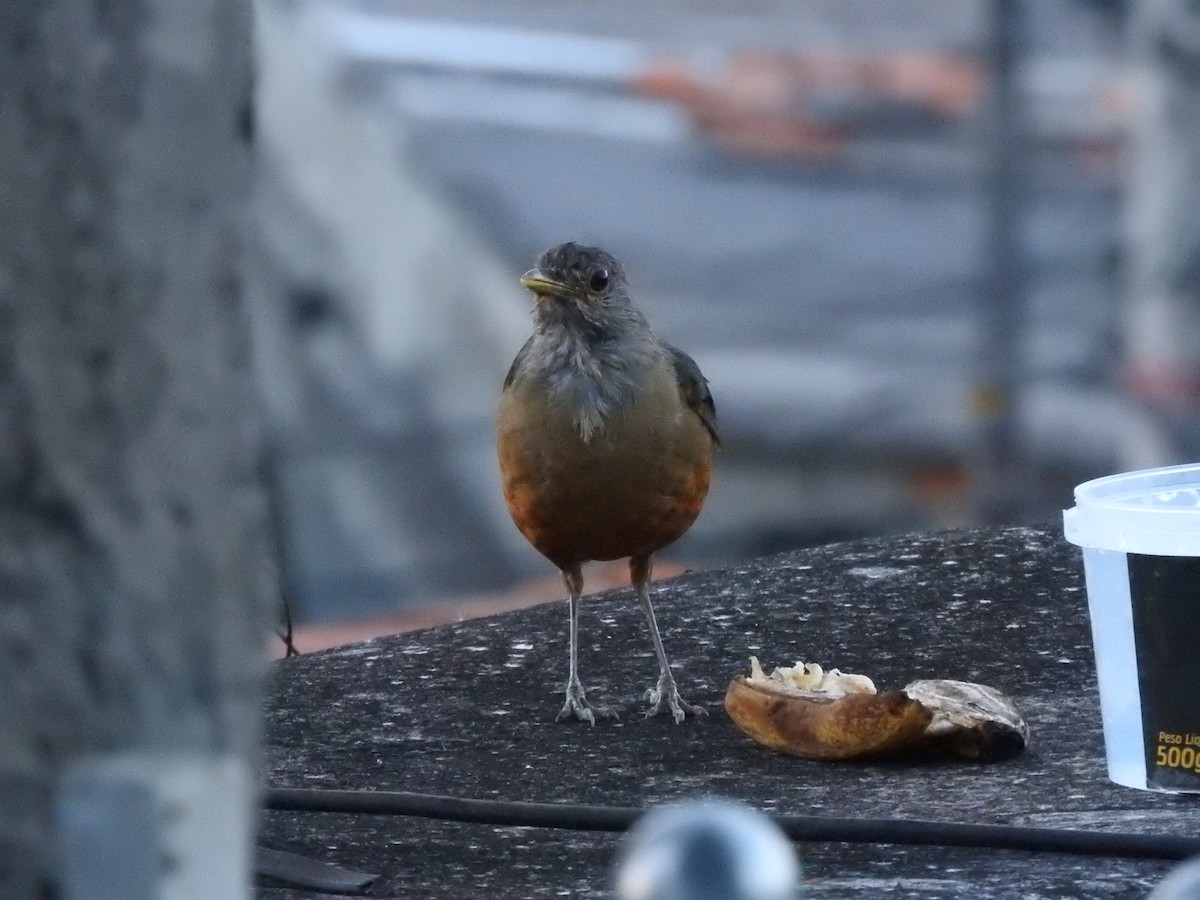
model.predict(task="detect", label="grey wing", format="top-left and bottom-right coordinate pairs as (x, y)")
top-left (503, 335), bottom-right (536, 390)
top-left (666, 343), bottom-right (719, 447)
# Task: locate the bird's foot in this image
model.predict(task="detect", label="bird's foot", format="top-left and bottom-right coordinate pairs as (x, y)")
top-left (556, 681), bottom-right (618, 725)
top-left (644, 674), bottom-right (706, 724)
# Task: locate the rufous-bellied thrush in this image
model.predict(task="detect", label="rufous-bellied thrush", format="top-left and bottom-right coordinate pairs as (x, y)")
top-left (496, 243), bottom-right (718, 724)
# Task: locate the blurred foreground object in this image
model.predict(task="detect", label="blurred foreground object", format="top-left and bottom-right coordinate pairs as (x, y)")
top-left (616, 799), bottom-right (800, 900)
top-left (0, 1), bottom-right (274, 897)
top-left (1149, 856), bottom-right (1200, 899)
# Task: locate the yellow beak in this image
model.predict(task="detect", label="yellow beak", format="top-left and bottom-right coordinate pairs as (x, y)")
top-left (520, 268), bottom-right (569, 298)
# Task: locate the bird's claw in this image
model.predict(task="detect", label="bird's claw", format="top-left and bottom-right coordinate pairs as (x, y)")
top-left (644, 675), bottom-right (706, 724)
top-left (556, 683), bottom-right (618, 725)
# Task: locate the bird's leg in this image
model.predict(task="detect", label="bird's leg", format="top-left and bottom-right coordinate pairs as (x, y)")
top-left (630, 554), bottom-right (706, 723)
top-left (556, 564), bottom-right (617, 724)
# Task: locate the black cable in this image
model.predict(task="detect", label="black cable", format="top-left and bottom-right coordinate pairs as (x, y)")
top-left (264, 787), bottom-right (1200, 861)
top-left (267, 787), bottom-right (637, 831)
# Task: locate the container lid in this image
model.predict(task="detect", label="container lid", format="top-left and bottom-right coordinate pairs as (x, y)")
top-left (1064, 461), bottom-right (1200, 555)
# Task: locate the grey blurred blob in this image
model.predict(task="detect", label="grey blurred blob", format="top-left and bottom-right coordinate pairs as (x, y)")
top-left (616, 799), bottom-right (801, 900)
top-left (1149, 856), bottom-right (1200, 900)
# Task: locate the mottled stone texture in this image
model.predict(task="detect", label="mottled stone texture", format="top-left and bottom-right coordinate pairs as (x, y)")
top-left (0, 1), bottom-right (273, 895)
top-left (261, 527), bottom-right (1187, 898)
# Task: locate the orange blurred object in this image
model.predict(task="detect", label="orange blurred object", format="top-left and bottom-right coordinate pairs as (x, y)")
top-left (633, 50), bottom-right (984, 162)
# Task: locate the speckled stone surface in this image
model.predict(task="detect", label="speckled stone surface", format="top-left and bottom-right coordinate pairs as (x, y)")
top-left (259, 526), bottom-right (1197, 898)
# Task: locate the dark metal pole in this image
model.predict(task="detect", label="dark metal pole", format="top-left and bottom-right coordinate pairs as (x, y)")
top-left (974, 0), bottom-right (1028, 522)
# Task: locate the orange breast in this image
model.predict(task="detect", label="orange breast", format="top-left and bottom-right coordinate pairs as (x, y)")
top-left (496, 362), bottom-right (715, 569)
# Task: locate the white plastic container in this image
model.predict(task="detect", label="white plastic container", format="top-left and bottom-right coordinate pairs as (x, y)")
top-left (1064, 461), bottom-right (1200, 792)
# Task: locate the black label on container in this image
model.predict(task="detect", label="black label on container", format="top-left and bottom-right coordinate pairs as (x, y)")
top-left (1128, 553), bottom-right (1200, 790)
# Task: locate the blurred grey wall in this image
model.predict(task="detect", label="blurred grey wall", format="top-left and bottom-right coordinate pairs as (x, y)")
top-left (0, 1), bottom-right (274, 895)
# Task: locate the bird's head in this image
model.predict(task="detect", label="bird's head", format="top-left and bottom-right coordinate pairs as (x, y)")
top-left (521, 243), bottom-right (644, 339)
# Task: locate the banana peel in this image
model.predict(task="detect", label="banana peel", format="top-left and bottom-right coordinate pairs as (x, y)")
top-left (904, 678), bottom-right (1030, 762)
top-left (725, 674), bottom-right (932, 760)
top-left (725, 658), bottom-right (1028, 762)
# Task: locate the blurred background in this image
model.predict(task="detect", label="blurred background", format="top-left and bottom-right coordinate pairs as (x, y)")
top-left (248, 0), bottom-right (1200, 645)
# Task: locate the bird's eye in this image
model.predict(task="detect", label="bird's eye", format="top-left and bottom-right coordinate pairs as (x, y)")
top-left (589, 269), bottom-right (610, 292)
